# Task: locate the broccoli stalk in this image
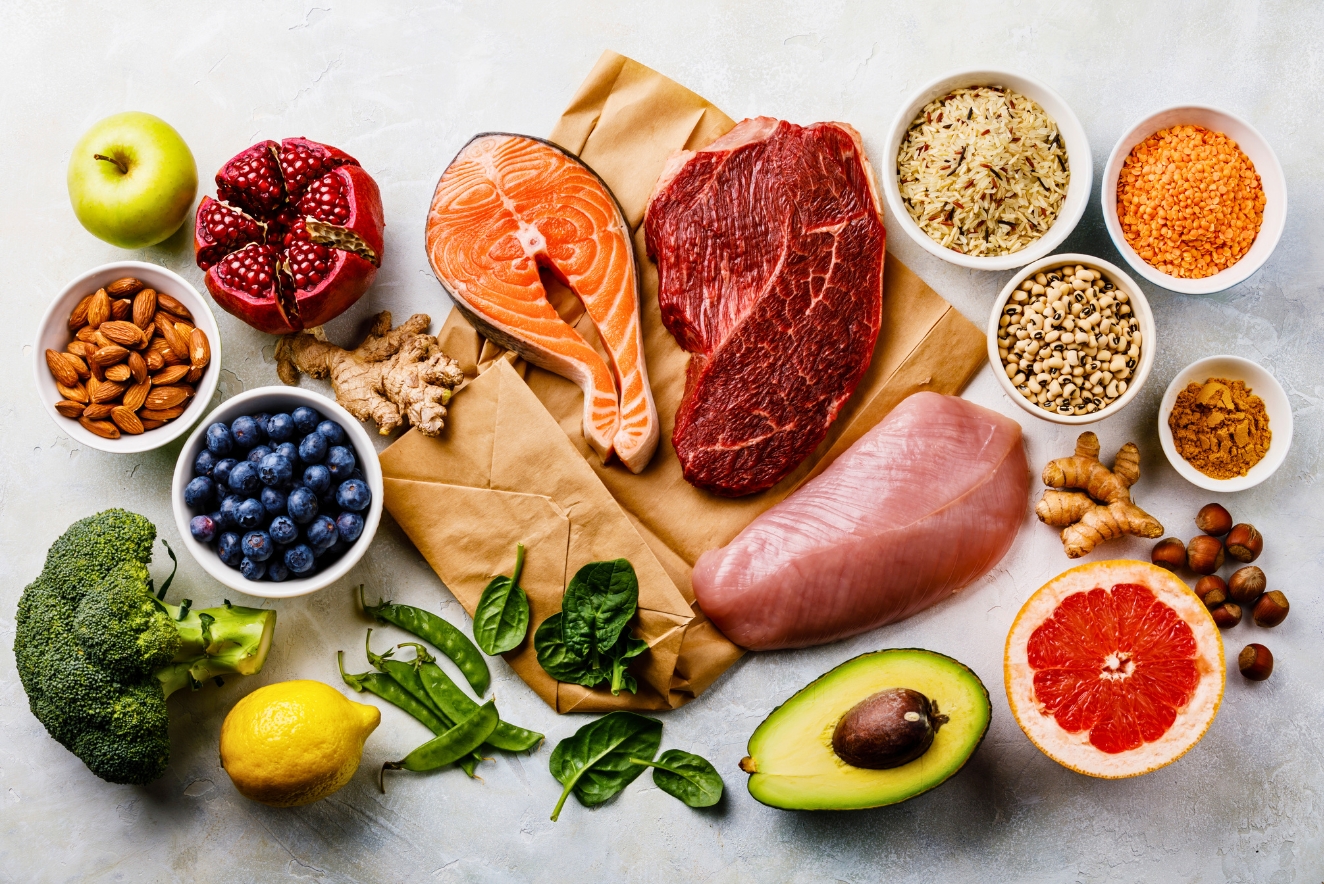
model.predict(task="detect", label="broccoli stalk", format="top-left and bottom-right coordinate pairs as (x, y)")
top-left (14, 509), bottom-right (277, 785)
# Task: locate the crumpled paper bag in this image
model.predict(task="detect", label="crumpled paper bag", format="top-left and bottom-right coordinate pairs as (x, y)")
top-left (382, 50), bottom-right (988, 713)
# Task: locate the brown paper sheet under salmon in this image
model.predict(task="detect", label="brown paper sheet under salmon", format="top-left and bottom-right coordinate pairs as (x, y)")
top-left (382, 50), bottom-right (988, 713)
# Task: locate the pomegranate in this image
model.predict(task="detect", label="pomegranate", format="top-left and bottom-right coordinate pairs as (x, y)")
top-left (195, 137), bottom-right (384, 334)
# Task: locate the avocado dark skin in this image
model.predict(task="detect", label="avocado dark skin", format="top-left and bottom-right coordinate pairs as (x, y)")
top-left (831, 687), bottom-right (949, 769)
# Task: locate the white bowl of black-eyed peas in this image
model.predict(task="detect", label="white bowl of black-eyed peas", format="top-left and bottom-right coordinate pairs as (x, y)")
top-left (987, 253), bottom-right (1155, 425)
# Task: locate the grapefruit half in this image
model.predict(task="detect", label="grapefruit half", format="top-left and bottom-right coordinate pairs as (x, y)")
top-left (1005, 560), bottom-right (1224, 778)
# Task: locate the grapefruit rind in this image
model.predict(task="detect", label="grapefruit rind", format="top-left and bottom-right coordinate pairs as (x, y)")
top-left (1004, 560), bottom-right (1224, 778)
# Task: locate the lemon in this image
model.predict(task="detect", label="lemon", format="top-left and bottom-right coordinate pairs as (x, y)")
top-left (220, 680), bottom-right (380, 807)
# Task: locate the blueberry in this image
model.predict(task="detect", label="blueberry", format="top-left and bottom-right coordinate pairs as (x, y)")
top-left (267, 559), bottom-right (290, 582)
top-left (336, 511), bottom-right (364, 543)
top-left (246, 444), bottom-right (273, 464)
top-left (240, 557), bottom-right (267, 581)
top-left (189, 515), bottom-right (217, 543)
top-left (184, 476), bottom-right (215, 510)
top-left (260, 486), bottom-right (287, 517)
top-left (336, 478), bottom-right (372, 512)
top-left (316, 419), bottom-right (346, 445)
top-left (266, 412), bottom-right (296, 442)
top-left (236, 498), bottom-right (265, 529)
top-left (298, 432), bottom-right (328, 463)
top-left (228, 461), bottom-right (261, 495)
top-left (285, 543), bottom-right (316, 574)
top-left (218, 494), bottom-right (243, 528)
top-left (242, 530), bottom-right (274, 562)
top-left (212, 458), bottom-right (238, 488)
top-left (325, 445), bottom-right (357, 480)
top-left (287, 486), bottom-right (319, 523)
top-left (252, 412), bottom-right (272, 434)
top-left (302, 464), bottom-right (332, 495)
top-left (217, 532), bottom-right (243, 567)
top-left (306, 515), bottom-right (338, 550)
top-left (230, 415), bottom-right (266, 448)
top-left (208, 510), bottom-right (225, 531)
top-left (269, 515), bottom-right (299, 545)
top-left (194, 449), bottom-right (217, 478)
top-left (259, 453), bottom-right (294, 487)
top-left (205, 422), bottom-right (234, 456)
top-left (292, 406), bottom-right (321, 434)
top-left (275, 442), bottom-right (300, 464)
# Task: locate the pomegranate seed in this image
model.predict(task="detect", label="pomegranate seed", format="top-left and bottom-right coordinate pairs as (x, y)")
top-left (286, 241), bottom-right (336, 290)
top-left (300, 173), bottom-right (352, 225)
top-left (196, 198), bottom-right (264, 269)
top-left (216, 142), bottom-right (285, 219)
top-left (279, 137), bottom-right (357, 201)
top-left (215, 243), bottom-right (281, 299)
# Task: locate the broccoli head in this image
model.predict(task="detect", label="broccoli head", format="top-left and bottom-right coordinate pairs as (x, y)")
top-left (14, 509), bottom-right (277, 785)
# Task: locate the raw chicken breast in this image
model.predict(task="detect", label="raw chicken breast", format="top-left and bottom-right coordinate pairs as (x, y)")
top-left (692, 392), bottom-right (1028, 650)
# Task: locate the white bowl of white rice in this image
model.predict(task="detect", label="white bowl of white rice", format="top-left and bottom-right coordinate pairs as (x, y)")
top-left (883, 69), bottom-right (1092, 271)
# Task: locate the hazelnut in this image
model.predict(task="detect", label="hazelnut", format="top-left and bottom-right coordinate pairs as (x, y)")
top-left (1193, 575), bottom-right (1228, 604)
top-left (1238, 643), bottom-right (1273, 681)
top-left (1151, 537), bottom-right (1187, 572)
top-left (1225, 524), bottom-right (1263, 563)
top-left (1195, 503), bottom-right (1233, 537)
top-left (1201, 587), bottom-right (1229, 610)
top-left (1211, 602), bottom-right (1243, 629)
top-left (1227, 566), bottom-right (1266, 605)
top-left (1186, 535), bottom-right (1225, 575)
top-left (1252, 590), bottom-right (1289, 627)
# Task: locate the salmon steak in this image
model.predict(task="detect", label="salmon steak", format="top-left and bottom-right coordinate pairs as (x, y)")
top-left (426, 133), bottom-right (659, 472)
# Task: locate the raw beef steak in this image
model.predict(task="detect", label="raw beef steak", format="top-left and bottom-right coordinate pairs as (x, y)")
top-left (644, 117), bottom-right (886, 497)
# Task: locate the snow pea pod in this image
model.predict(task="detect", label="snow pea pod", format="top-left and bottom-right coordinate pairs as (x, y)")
top-left (361, 585), bottom-right (491, 695)
top-left (380, 701), bottom-right (499, 789)
top-left (400, 643), bottom-right (544, 752)
top-left (339, 650), bottom-right (481, 778)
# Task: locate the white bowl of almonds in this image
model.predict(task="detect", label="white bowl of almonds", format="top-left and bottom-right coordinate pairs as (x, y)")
top-left (988, 253), bottom-right (1155, 424)
top-left (33, 261), bottom-right (220, 453)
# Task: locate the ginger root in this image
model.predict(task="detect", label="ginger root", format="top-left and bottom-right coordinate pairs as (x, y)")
top-left (1035, 432), bottom-right (1163, 558)
top-left (275, 312), bottom-right (465, 436)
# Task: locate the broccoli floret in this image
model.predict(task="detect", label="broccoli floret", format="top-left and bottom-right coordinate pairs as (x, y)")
top-left (14, 509), bottom-right (277, 785)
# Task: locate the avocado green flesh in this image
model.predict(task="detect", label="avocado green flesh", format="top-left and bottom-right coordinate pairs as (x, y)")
top-left (745, 649), bottom-right (991, 811)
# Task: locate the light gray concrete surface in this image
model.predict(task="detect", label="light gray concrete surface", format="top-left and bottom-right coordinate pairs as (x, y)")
top-left (1, 2), bottom-right (1321, 881)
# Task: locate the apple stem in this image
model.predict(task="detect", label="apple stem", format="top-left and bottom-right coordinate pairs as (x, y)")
top-left (93, 153), bottom-right (128, 175)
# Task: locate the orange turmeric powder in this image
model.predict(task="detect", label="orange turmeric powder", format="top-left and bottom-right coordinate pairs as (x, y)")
top-left (1168, 377), bottom-right (1271, 479)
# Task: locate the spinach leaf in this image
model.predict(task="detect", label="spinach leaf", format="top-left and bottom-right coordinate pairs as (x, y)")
top-left (562, 559), bottom-right (638, 659)
top-left (534, 613), bottom-right (606, 687)
top-left (472, 543), bottom-right (530, 655)
top-left (630, 749), bottom-right (723, 807)
top-left (607, 635), bottom-right (649, 695)
top-left (549, 711), bottom-right (662, 820)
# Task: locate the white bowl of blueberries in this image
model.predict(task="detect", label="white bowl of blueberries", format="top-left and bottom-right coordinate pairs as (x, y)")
top-left (171, 386), bottom-right (383, 599)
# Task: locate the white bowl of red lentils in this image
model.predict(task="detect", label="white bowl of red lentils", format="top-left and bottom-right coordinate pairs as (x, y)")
top-left (1102, 106), bottom-right (1285, 295)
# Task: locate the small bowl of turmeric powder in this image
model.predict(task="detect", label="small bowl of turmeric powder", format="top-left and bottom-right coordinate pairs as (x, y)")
top-left (1159, 355), bottom-right (1292, 492)
top-left (1102, 106), bottom-right (1286, 294)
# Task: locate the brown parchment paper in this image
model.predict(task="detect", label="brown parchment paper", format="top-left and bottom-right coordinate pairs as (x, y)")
top-left (382, 50), bottom-right (988, 714)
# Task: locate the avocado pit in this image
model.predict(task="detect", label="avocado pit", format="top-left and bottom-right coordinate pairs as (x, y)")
top-left (831, 687), bottom-right (948, 769)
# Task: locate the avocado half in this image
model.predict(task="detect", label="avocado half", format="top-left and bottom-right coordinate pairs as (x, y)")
top-left (740, 649), bottom-right (991, 810)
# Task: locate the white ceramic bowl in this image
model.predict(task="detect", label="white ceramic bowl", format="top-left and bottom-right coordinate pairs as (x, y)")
top-left (1157, 355), bottom-right (1291, 492)
top-left (1101, 105), bottom-right (1286, 294)
top-left (988, 253), bottom-right (1155, 425)
top-left (33, 261), bottom-right (221, 453)
top-left (882, 68), bottom-right (1092, 271)
top-left (171, 386), bottom-right (383, 599)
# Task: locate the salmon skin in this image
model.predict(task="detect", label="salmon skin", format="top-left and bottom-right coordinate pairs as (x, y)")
top-left (426, 132), bottom-right (659, 472)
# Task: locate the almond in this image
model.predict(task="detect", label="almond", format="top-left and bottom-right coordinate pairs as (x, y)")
top-left (101, 320), bottom-right (147, 348)
top-left (76, 326), bottom-right (100, 344)
top-left (105, 364), bottom-right (132, 382)
top-left (66, 353), bottom-right (91, 379)
top-left (157, 315), bottom-right (188, 355)
top-left (82, 403), bottom-right (115, 419)
top-left (79, 416), bottom-right (120, 439)
top-left (90, 344), bottom-right (129, 368)
top-left (187, 364), bottom-right (205, 384)
top-left (145, 350), bottom-right (165, 371)
top-left (162, 345), bottom-right (186, 366)
top-left (132, 289), bottom-right (157, 329)
top-left (156, 292), bottom-right (193, 321)
top-left (122, 380), bottom-right (151, 411)
top-left (57, 380), bottom-right (88, 403)
top-left (145, 385), bottom-right (188, 410)
top-left (110, 299), bottom-right (132, 321)
top-left (173, 320), bottom-right (196, 344)
top-left (68, 294), bottom-right (94, 332)
top-left (140, 419), bottom-right (167, 430)
top-left (106, 277), bottom-right (144, 297)
top-left (87, 288), bottom-right (111, 328)
top-left (92, 380), bottom-right (126, 403)
top-left (45, 349), bottom-right (79, 386)
top-left (87, 359), bottom-right (104, 382)
top-left (189, 328), bottom-right (211, 369)
top-left (127, 351), bottom-right (147, 384)
top-left (86, 376), bottom-right (100, 400)
top-left (140, 406), bottom-right (185, 421)
top-left (151, 364), bottom-right (191, 386)
top-left (111, 406), bottom-right (145, 435)
top-left (55, 399), bottom-right (84, 418)
top-left (67, 340), bottom-right (96, 359)
top-left (92, 330), bottom-right (114, 349)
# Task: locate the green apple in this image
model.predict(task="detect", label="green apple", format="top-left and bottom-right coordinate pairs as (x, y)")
top-left (67, 111), bottom-right (198, 249)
